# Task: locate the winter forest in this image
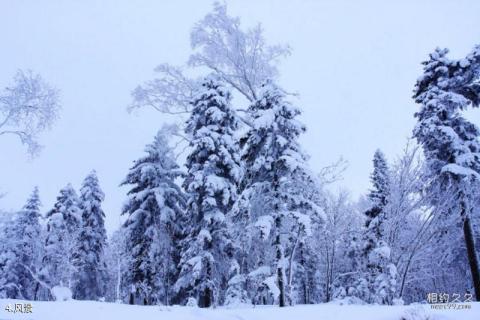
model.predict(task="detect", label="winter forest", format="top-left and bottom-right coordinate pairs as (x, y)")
top-left (1, 1), bottom-right (480, 319)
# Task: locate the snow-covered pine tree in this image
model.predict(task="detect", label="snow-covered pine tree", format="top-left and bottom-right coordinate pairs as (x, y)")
top-left (0, 214), bottom-right (18, 299)
top-left (0, 187), bottom-right (43, 299)
top-left (17, 187), bottom-right (44, 300)
top-left (364, 150), bottom-right (390, 254)
top-left (238, 81), bottom-right (319, 307)
top-left (413, 46), bottom-right (480, 300)
top-left (353, 150), bottom-right (397, 304)
top-left (121, 131), bottom-right (186, 305)
top-left (40, 184), bottom-right (81, 297)
top-left (71, 171), bottom-right (108, 300)
top-left (175, 75), bottom-right (242, 308)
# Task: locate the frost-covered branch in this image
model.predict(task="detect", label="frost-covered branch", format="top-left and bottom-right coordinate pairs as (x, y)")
top-left (0, 70), bottom-right (61, 156)
top-left (129, 64), bottom-right (197, 115)
top-left (317, 157), bottom-right (349, 185)
top-left (189, 2), bottom-right (290, 102)
top-left (129, 2), bottom-right (290, 118)
top-left (20, 263), bottom-right (52, 295)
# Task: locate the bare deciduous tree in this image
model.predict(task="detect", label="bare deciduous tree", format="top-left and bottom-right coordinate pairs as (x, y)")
top-left (188, 2), bottom-right (290, 102)
top-left (0, 70), bottom-right (60, 156)
top-left (130, 2), bottom-right (290, 115)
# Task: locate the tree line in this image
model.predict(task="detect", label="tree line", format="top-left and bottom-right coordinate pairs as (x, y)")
top-left (1, 2), bottom-right (479, 308)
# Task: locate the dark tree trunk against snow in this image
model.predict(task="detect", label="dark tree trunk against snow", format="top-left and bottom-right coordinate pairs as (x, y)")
top-left (199, 262), bottom-right (213, 308)
top-left (298, 244), bottom-right (309, 304)
top-left (200, 287), bottom-right (212, 308)
top-left (275, 215), bottom-right (286, 307)
top-left (34, 283), bottom-right (40, 300)
top-left (461, 200), bottom-right (480, 301)
top-left (398, 237), bottom-right (425, 299)
top-left (273, 172), bottom-right (286, 307)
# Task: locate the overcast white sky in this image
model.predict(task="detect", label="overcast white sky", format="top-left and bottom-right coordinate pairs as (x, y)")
top-left (1, 0), bottom-right (480, 234)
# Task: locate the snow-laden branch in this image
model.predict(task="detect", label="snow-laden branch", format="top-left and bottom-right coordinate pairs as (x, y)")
top-left (20, 262), bottom-right (52, 295)
top-left (0, 70), bottom-right (60, 156)
top-left (129, 2), bottom-right (290, 119)
top-left (129, 64), bottom-right (197, 115)
top-left (317, 157), bottom-right (349, 185)
top-left (189, 3), bottom-right (290, 102)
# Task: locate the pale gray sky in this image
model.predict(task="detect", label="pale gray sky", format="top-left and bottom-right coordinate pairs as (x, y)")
top-left (1, 0), bottom-right (480, 233)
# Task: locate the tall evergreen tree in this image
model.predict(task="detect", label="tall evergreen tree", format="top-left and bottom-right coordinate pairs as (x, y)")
top-left (413, 46), bottom-right (480, 300)
top-left (71, 171), bottom-right (108, 300)
top-left (0, 223), bottom-right (19, 299)
top-left (17, 187), bottom-right (44, 300)
top-left (0, 187), bottom-right (43, 299)
top-left (40, 184), bottom-right (81, 295)
top-left (238, 81), bottom-right (317, 307)
top-left (364, 150), bottom-right (390, 254)
top-left (121, 131), bottom-right (186, 305)
top-left (353, 150), bottom-right (397, 304)
top-left (175, 75), bottom-right (242, 308)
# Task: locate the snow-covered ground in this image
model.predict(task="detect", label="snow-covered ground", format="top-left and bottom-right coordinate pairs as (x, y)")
top-left (1, 299), bottom-right (479, 320)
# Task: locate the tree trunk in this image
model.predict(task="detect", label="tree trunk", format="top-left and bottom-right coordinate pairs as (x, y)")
top-left (34, 282), bottom-right (40, 301)
top-left (462, 212), bottom-right (480, 301)
top-left (200, 261), bottom-right (213, 308)
top-left (287, 229), bottom-right (301, 303)
top-left (328, 244), bottom-right (336, 302)
top-left (277, 260), bottom-right (286, 306)
top-left (324, 241), bottom-right (331, 302)
top-left (303, 279), bottom-right (309, 304)
top-left (299, 244), bottom-right (309, 304)
top-left (200, 287), bottom-right (212, 308)
top-left (164, 257), bottom-right (170, 306)
top-left (272, 172), bottom-right (286, 307)
top-left (275, 216), bottom-right (286, 307)
top-left (116, 255), bottom-right (121, 302)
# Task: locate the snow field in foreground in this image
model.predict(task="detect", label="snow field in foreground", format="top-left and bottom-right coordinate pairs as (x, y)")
top-left (0, 300), bottom-right (479, 320)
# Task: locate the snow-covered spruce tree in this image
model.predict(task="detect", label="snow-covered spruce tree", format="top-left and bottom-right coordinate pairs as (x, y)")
top-left (71, 171), bottom-right (108, 300)
top-left (40, 184), bottom-right (81, 297)
top-left (175, 75), bottom-right (242, 308)
top-left (120, 131), bottom-right (186, 305)
top-left (413, 47), bottom-right (480, 300)
top-left (352, 150), bottom-right (397, 304)
top-left (364, 150), bottom-right (390, 252)
top-left (0, 213), bottom-right (17, 299)
top-left (0, 187), bottom-right (43, 299)
top-left (0, 228), bottom-right (24, 299)
top-left (237, 81), bottom-right (319, 307)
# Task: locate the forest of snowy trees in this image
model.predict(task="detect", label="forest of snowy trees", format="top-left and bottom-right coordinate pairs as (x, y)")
top-left (1, 2), bottom-right (480, 310)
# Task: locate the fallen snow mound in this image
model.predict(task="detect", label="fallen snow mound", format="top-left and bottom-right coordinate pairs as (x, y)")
top-left (51, 286), bottom-right (72, 301)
